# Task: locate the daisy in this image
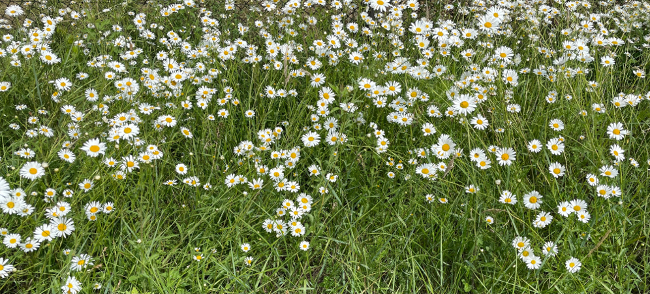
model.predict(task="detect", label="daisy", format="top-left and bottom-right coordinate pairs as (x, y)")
top-left (5, 5), bottom-right (24, 17)
top-left (592, 103), bottom-right (605, 113)
top-left (184, 176), bottom-right (200, 187)
top-left (176, 126), bottom-right (193, 138)
top-left (512, 236), bottom-right (530, 251)
top-left (0, 177), bottom-right (10, 199)
top-left (302, 131), bottom-right (321, 147)
top-left (502, 69), bottom-right (519, 86)
top-left (585, 174), bottom-right (599, 186)
top-left (58, 149), bottom-right (76, 163)
top-left (421, 123), bottom-right (436, 136)
top-left (415, 163), bottom-right (436, 179)
top-left (217, 109), bottom-right (229, 118)
top-left (557, 201), bottom-right (572, 217)
top-left (565, 257), bottom-right (582, 273)
top-left (307, 165), bottom-right (320, 176)
top-left (81, 138), bottom-right (106, 157)
top-left (548, 119), bottom-right (564, 131)
top-left (609, 144), bottom-right (625, 161)
top-left (577, 211), bottom-right (591, 223)
top-left (465, 185), bottom-right (479, 193)
top-left (595, 185), bottom-right (611, 199)
top-left (495, 147), bottom-right (516, 166)
top-left (175, 163), bottom-right (188, 175)
top-left (71, 254), bottom-right (93, 271)
top-left (600, 56), bottom-right (614, 67)
top-left (244, 256), bottom-right (253, 266)
top-left (79, 179), bottom-right (94, 192)
top-left (120, 155), bottom-right (140, 173)
top-left (499, 190), bottom-right (517, 205)
top-left (606, 122), bottom-right (628, 140)
top-left (485, 216), bottom-right (494, 224)
top-left (470, 114), bottom-right (489, 130)
top-left (54, 77), bottom-right (72, 91)
top-left (523, 191), bottom-right (543, 209)
top-left (477, 14), bottom-right (500, 32)
top-left (494, 46), bottom-right (514, 62)
top-left (33, 224), bottom-right (54, 242)
top-left (542, 241), bottom-right (558, 256)
top-left (527, 140), bottom-right (542, 153)
top-left (120, 124), bottom-right (140, 140)
top-left (525, 255), bottom-right (542, 270)
top-left (546, 138), bottom-right (564, 155)
top-left (55, 201), bottom-right (71, 216)
top-left (469, 149), bottom-right (485, 162)
top-left (609, 186), bottom-right (622, 198)
top-left (431, 134), bottom-right (456, 159)
top-left (518, 247), bottom-right (534, 263)
top-left (0, 258), bottom-right (14, 278)
top-left (61, 276), bottom-right (82, 294)
top-left (299, 241), bottom-right (310, 251)
top-left (369, 0), bottom-right (391, 12)
top-left (103, 202), bottom-right (114, 214)
top-left (1, 196), bottom-right (22, 215)
top-left (570, 199), bottom-right (588, 214)
top-left (599, 165), bottom-right (618, 178)
top-left (159, 115), bottom-right (177, 127)
top-left (549, 162), bottom-right (565, 178)
top-left (453, 94), bottom-right (477, 115)
top-left (85, 201), bottom-right (101, 215)
top-left (241, 243), bottom-right (251, 252)
top-left (20, 161), bottom-right (45, 180)
top-left (290, 223), bottom-right (306, 237)
top-left (533, 211), bottom-right (553, 228)
top-left (475, 156), bottom-right (491, 170)
top-left (310, 73), bottom-right (326, 87)
top-left (51, 217), bottom-right (75, 238)
top-left (3, 234), bottom-right (21, 248)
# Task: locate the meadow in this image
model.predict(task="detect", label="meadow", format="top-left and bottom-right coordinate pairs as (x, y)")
top-left (0, 0), bottom-right (649, 293)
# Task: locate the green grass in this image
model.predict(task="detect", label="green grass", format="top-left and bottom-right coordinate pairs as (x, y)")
top-left (0, 0), bottom-right (649, 293)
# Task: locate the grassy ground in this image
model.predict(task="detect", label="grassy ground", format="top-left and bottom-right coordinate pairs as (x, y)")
top-left (0, 0), bottom-right (649, 293)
